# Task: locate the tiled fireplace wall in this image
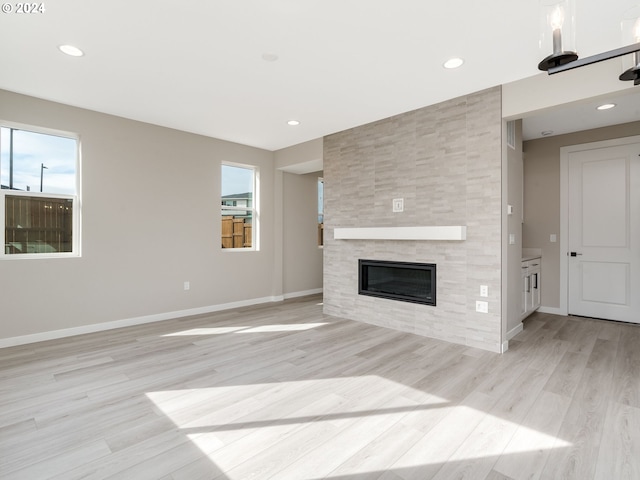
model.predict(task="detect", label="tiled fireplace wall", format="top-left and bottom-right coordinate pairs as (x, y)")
top-left (323, 86), bottom-right (503, 352)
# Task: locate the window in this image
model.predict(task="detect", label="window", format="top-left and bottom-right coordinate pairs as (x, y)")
top-left (221, 163), bottom-right (257, 249)
top-left (1, 124), bottom-right (79, 257)
top-left (318, 177), bottom-right (324, 246)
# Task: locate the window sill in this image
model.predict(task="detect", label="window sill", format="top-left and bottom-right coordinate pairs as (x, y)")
top-left (1, 252), bottom-right (80, 260)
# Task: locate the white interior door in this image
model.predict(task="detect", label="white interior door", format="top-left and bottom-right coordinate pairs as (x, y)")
top-left (568, 141), bottom-right (640, 323)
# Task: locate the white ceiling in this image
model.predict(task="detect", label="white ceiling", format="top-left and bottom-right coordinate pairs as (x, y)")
top-left (522, 88), bottom-right (640, 140)
top-left (0, 0), bottom-right (638, 151)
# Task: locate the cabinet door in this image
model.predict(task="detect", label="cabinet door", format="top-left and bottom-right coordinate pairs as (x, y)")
top-left (530, 266), bottom-right (541, 310)
top-left (521, 267), bottom-right (529, 317)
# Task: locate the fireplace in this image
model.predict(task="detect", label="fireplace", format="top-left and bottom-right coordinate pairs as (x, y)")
top-left (359, 259), bottom-right (436, 306)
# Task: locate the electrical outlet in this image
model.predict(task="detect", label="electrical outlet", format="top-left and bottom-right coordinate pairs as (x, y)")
top-left (480, 285), bottom-right (488, 297)
top-left (550, 234), bottom-right (557, 243)
top-left (476, 301), bottom-right (488, 313)
top-left (183, 281), bottom-right (190, 291)
top-left (509, 233), bottom-right (516, 245)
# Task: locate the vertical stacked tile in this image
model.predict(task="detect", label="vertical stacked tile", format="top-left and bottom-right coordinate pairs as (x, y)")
top-left (323, 86), bottom-right (502, 352)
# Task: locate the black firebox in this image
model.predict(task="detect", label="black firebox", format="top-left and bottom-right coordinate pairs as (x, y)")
top-left (358, 259), bottom-right (436, 306)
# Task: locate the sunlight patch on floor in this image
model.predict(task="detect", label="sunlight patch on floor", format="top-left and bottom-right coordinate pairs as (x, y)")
top-left (146, 376), bottom-right (572, 477)
top-left (145, 377), bottom-right (434, 429)
top-left (163, 326), bottom-right (249, 336)
top-left (162, 322), bottom-right (328, 337)
top-left (238, 323), bottom-right (329, 333)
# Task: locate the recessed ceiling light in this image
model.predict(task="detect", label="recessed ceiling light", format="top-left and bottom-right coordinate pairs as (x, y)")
top-left (596, 103), bottom-right (616, 110)
top-left (287, 120), bottom-right (300, 126)
top-left (443, 57), bottom-right (464, 69)
top-left (58, 45), bottom-right (84, 57)
top-left (541, 130), bottom-right (554, 137)
top-left (262, 53), bottom-right (279, 62)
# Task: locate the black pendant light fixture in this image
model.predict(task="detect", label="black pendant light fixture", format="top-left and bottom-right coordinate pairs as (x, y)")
top-left (538, 0), bottom-right (578, 71)
top-left (538, 1), bottom-right (640, 86)
top-left (619, 60), bottom-right (640, 84)
top-left (619, 8), bottom-right (640, 85)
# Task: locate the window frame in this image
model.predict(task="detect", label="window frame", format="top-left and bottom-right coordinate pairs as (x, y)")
top-left (220, 161), bottom-right (258, 251)
top-left (0, 121), bottom-right (81, 259)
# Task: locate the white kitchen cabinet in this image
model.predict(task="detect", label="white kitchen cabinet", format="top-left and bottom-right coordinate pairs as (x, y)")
top-left (521, 257), bottom-right (541, 320)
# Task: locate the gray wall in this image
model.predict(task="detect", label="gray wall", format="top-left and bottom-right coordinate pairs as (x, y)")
top-left (283, 171), bottom-right (323, 295)
top-left (0, 89), bottom-right (321, 343)
top-left (523, 121), bottom-right (640, 310)
top-left (275, 139), bottom-right (323, 174)
top-left (323, 87), bottom-right (503, 352)
top-left (506, 120), bottom-right (524, 334)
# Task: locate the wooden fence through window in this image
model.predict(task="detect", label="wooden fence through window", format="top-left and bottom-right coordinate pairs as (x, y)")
top-left (4, 195), bottom-right (73, 254)
top-left (221, 216), bottom-right (252, 248)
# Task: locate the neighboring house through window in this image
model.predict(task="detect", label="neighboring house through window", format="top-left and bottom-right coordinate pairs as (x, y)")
top-left (221, 163), bottom-right (257, 249)
top-left (1, 123), bottom-right (80, 257)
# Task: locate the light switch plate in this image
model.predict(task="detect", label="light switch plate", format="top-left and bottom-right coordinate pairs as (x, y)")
top-left (550, 234), bottom-right (557, 243)
top-left (392, 198), bottom-right (404, 213)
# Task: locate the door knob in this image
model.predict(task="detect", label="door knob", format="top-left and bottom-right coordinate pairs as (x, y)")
top-left (569, 252), bottom-right (583, 256)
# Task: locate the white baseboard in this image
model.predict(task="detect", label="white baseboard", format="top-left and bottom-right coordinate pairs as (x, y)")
top-left (537, 306), bottom-right (566, 316)
top-left (0, 294), bottom-right (299, 349)
top-left (283, 288), bottom-right (323, 300)
top-left (506, 323), bottom-right (524, 341)
top-left (501, 322), bottom-right (524, 353)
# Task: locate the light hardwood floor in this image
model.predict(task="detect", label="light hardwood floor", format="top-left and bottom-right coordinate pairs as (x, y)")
top-left (1, 295), bottom-right (639, 479)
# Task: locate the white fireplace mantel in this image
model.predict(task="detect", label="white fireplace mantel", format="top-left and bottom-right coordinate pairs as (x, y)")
top-left (333, 226), bottom-right (466, 241)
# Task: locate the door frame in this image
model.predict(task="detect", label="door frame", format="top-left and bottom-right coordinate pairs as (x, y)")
top-left (559, 134), bottom-right (640, 316)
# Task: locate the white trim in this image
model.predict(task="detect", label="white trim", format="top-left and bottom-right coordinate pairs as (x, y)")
top-left (0, 118), bottom-right (79, 141)
top-left (560, 135), bottom-right (640, 318)
top-left (0, 295), bottom-right (287, 349)
top-left (283, 288), bottom-right (323, 300)
top-left (537, 306), bottom-right (565, 316)
top-left (506, 322), bottom-right (524, 341)
top-left (0, 122), bottom-right (81, 258)
top-left (334, 226), bottom-right (466, 241)
top-left (501, 118), bottom-right (509, 353)
top-left (221, 162), bottom-right (258, 251)
top-left (560, 147), bottom-right (569, 316)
